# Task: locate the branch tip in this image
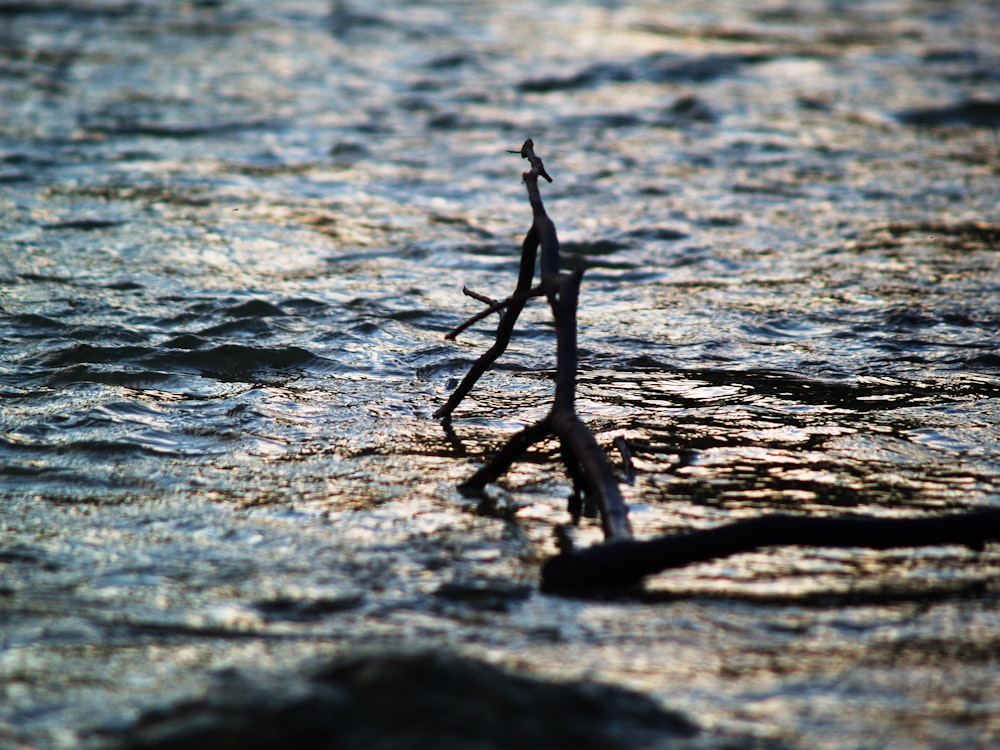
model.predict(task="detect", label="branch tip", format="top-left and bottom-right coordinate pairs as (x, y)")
top-left (514, 138), bottom-right (553, 182)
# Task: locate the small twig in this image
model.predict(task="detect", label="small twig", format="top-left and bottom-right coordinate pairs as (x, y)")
top-left (445, 284), bottom-right (550, 341)
top-left (463, 286), bottom-right (499, 307)
top-left (508, 138), bottom-right (552, 183)
top-left (446, 299), bottom-right (510, 341)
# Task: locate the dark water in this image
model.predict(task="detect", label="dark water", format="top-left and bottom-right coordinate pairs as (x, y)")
top-left (1, 1), bottom-right (999, 748)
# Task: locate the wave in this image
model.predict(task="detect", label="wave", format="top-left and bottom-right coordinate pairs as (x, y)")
top-left (32, 342), bottom-right (332, 384)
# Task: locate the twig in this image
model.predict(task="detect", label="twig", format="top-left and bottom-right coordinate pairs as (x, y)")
top-left (463, 286), bottom-right (499, 307)
top-left (614, 436), bottom-right (636, 485)
top-left (445, 284), bottom-right (550, 341)
top-left (509, 138), bottom-right (553, 183)
top-left (446, 298), bottom-right (511, 341)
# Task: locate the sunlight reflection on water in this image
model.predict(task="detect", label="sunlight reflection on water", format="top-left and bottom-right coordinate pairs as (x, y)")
top-left (1, 1), bottom-right (999, 748)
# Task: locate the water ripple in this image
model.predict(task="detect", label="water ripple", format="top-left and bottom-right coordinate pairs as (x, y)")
top-left (1, 2), bottom-right (998, 749)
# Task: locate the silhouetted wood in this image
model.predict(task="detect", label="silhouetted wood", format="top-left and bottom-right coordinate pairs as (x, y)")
top-left (434, 225), bottom-right (537, 419)
top-left (458, 418), bottom-right (552, 491)
top-left (541, 509), bottom-right (1000, 592)
top-left (544, 269), bottom-right (630, 540)
top-left (444, 282), bottom-right (548, 341)
top-left (440, 140), bottom-right (632, 541)
top-left (438, 141), bottom-right (998, 594)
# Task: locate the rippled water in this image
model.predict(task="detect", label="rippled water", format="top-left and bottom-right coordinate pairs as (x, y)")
top-left (2, 1), bottom-right (999, 748)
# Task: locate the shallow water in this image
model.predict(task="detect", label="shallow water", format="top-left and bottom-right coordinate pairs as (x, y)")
top-left (1, 1), bottom-right (999, 748)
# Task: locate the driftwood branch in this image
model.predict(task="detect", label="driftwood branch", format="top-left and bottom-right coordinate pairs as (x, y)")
top-left (438, 140), bottom-right (631, 541)
top-left (541, 509), bottom-right (1000, 592)
top-left (436, 140), bottom-right (998, 595)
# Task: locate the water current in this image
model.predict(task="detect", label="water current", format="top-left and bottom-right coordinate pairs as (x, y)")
top-left (1, 1), bottom-right (999, 748)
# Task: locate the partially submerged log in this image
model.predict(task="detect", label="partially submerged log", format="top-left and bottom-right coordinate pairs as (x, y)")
top-left (541, 508), bottom-right (1000, 592)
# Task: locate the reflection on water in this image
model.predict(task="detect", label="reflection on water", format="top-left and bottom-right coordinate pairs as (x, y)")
top-left (1, 1), bottom-right (999, 748)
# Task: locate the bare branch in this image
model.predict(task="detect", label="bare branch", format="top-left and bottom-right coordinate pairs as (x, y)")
top-left (445, 284), bottom-right (550, 341)
top-left (542, 509), bottom-right (1000, 592)
top-left (437, 139), bottom-right (999, 596)
top-left (462, 286), bottom-right (499, 307)
top-left (438, 140), bottom-right (631, 544)
top-left (511, 138), bottom-right (553, 183)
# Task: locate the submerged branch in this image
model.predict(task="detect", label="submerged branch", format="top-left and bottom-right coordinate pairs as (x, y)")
top-left (435, 141), bottom-right (997, 596)
top-left (541, 509), bottom-right (1000, 592)
top-left (437, 141), bottom-right (631, 543)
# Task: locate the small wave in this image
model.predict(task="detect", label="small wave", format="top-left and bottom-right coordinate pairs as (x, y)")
top-left (105, 279), bottom-right (144, 291)
top-left (34, 342), bottom-right (330, 384)
top-left (163, 334), bottom-right (209, 350)
top-left (518, 51), bottom-right (773, 93)
top-left (968, 352), bottom-right (1000, 370)
top-left (895, 98), bottom-right (1000, 128)
top-left (741, 320), bottom-right (833, 340)
top-left (224, 299), bottom-right (287, 317)
top-left (9, 313), bottom-right (66, 331)
top-left (80, 117), bottom-right (283, 139)
top-left (16, 272), bottom-right (75, 285)
top-left (280, 297), bottom-right (330, 314)
top-left (36, 343), bottom-right (152, 368)
top-left (42, 218), bottom-right (126, 231)
top-left (197, 318), bottom-right (275, 337)
top-left (43, 365), bottom-right (174, 389)
top-left (0, 3), bottom-right (137, 19)
top-left (20, 438), bottom-right (162, 459)
top-left (147, 344), bottom-right (326, 381)
top-left (627, 227), bottom-right (690, 242)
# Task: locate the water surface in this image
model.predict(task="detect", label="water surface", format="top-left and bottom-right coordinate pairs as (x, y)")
top-left (1, 1), bottom-right (999, 748)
